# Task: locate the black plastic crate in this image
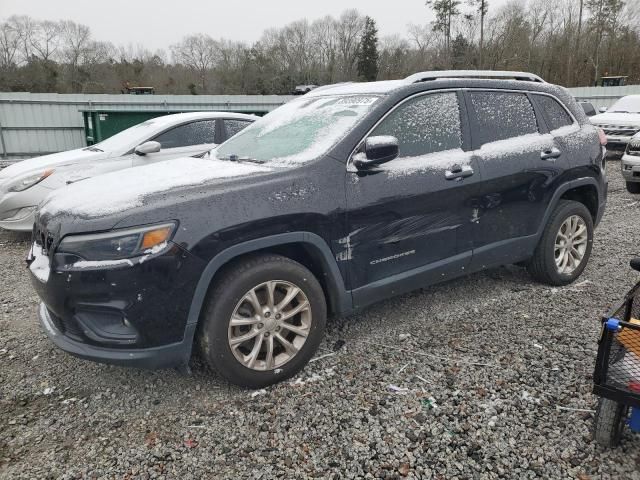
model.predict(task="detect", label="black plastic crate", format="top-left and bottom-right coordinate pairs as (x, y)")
top-left (593, 282), bottom-right (640, 408)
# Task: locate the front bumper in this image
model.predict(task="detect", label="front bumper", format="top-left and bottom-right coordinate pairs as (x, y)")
top-left (621, 153), bottom-right (640, 183)
top-left (0, 207), bottom-right (36, 231)
top-left (29, 240), bottom-right (206, 369)
top-left (0, 184), bottom-right (51, 231)
top-left (38, 302), bottom-right (196, 369)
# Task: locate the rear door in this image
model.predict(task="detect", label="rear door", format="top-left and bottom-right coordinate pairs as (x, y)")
top-left (344, 90), bottom-right (483, 306)
top-left (466, 89), bottom-right (555, 268)
top-left (531, 93), bottom-right (580, 170)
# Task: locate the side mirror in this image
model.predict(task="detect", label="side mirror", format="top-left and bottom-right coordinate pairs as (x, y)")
top-left (354, 136), bottom-right (399, 169)
top-left (599, 106), bottom-right (608, 113)
top-left (134, 141), bottom-right (161, 156)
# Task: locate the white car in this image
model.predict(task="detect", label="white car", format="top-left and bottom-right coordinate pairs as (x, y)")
top-left (621, 133), bottom-right (640, 193)
top-left (0, 112), bottom-right (255, 231)
top-left (590, 95), bottom-right (640, 154)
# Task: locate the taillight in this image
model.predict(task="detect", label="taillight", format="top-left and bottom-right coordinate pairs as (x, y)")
top-left (597, 127), bottom-right (607, 146)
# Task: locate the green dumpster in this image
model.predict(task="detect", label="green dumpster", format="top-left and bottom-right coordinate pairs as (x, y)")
top-left (80, 110), bottom-right (177, 145)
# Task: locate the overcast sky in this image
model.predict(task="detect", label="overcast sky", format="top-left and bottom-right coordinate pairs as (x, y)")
top-left (1, 0), bottom-right (510, 51)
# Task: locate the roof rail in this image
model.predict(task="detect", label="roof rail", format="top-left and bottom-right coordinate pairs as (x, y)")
top-left (405, 70), bottom-right (546, 84)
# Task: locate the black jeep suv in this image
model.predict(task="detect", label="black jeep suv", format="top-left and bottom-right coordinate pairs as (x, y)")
top-left (28, 71), bottom-right (608, 388)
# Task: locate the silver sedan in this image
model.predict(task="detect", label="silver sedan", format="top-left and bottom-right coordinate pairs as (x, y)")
top-left (0, 112), bottom-right (255, 231)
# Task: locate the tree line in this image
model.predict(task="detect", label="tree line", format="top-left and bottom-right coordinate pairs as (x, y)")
top-left (0, 0), bottom-right (639, 95)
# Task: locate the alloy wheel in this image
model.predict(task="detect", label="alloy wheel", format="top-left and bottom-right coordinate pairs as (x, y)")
top-left (554, 214), bottom-right (588, 275)
top-left (227, 280), bottom-right (312, 371)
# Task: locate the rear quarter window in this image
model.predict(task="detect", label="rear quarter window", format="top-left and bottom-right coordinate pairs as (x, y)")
top-left (224, 119), bottom-right (252, 140)
top-left (469, 92), bottom-right (538, 146)
top-left (534, 95), bottom-right (574, 131)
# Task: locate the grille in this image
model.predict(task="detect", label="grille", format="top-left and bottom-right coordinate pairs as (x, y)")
top-left (627, 142), bottom-right (640, 156)
top-left (47, 309), bottom-right (84, 340)
top-left (594, 284), bottom-right (640, 403)
top-left (601, 125), bottom-right (640, 137)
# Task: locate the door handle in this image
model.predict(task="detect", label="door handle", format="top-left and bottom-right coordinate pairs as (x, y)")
top-left (540, 147), bottom-right (562, 161)
top-left (445, 164), bottom-right (474, 181)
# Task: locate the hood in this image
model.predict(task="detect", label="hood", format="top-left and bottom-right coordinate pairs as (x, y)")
top-left (0, 148), bottom-right (108, 183)
top-left (41, 155), bottom-right (135, 190)
top-left (38, 156), bottom-right (272, 223)
top-left (590, 112), bottom-right (640, 127)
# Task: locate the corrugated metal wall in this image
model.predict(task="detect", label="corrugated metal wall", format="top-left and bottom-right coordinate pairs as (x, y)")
top-left (2, 86), bottom-right (640, 160)
top-left (0, 93), bottom-right (292, 159)
top-left (567, 85), bottom-right (640, 110)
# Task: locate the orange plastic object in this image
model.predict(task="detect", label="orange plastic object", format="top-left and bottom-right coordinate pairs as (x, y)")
top-left (619, 318), bottom-right (640, 357)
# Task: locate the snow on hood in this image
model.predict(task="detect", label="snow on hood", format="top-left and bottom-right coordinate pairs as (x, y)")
top-left (590, 111), bottom-right (640, 126)
top-left (0, 148), bottom-right (106, 183)
top-left (39, 156), bottom-right (271, 218)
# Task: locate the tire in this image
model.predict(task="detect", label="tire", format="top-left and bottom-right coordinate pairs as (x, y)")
top-left (527, 200), bottom-right (594, 286)
top-left (626, 181), bottom-right (640, 194)
top-left (593, 397), bottom-right (628, 448)
top-left (198, 254), bottom-right (326, 388)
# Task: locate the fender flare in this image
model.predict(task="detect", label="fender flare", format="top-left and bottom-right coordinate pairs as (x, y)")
top-left (186, 231), bottom-right (351, 328)
top-left (534, 177), bottom-right (603, 240)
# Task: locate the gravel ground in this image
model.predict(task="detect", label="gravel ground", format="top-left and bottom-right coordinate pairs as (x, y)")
top-left (1, 164), bottom-right (639, 480)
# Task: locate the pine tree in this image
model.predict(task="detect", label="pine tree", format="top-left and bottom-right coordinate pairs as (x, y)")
top-left (357, 17), bottom-right (379, 82)
top-left (469, 0), bottom-right (488, 69)
top-left (426, 0), bottom-right (461, 53)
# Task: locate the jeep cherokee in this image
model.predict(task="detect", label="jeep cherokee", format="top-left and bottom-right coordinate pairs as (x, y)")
top-left (27, 71), bottom-right (608, 388)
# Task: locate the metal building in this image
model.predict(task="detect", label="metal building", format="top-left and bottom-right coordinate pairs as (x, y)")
top-left (0, 93), bottom-right (292, 159)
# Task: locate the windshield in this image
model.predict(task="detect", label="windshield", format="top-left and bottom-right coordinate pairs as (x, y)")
top-left (92, 119), bottom-right (160, 152)
top-left (609, 96), bottom-right (640, 114)
top-left (214, 95), bottom-right (381, 164)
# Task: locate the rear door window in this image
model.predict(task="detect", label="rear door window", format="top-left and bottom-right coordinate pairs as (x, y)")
top-left (153, 120), bottom-right (217, 149)
top-left (534, 94), bottom-right (574, 131)
top-left (468, 92), bottom-right (538, 146)
top-left (370, 92), bottom-right (462, 158)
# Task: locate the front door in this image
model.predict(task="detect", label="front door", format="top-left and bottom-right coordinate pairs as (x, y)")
top-left (344, 91), bottom-right (483, 308)
top-left (133, 119), bottom-right (219, 165)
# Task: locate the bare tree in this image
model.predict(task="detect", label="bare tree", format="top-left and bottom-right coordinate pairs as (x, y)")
top-left (335, 10), bottom-right (365, 81)
top-left (30, 21), bottom-right (61, 62)
top-left (170, 34), bottom-right (219, 93)
top-left (0, 18), bottom-right (23, 68)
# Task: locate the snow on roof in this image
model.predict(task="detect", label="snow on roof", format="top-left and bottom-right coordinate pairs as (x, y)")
top-left (39, 156), bottom-right (270, 218)
top-left (305, 80), bottom-right (407, 97)
top-left (146, 111), bottom-right (257, 126)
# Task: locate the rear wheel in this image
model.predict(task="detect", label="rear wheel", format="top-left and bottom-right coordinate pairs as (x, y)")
top-left (527, 200), bottom-right (593, 286)
top-left (593, 397), bottom-right (628, 448)
top-left (198, 254), bottom-right (326, 388)
top-left (626, 181), bottom-right (640, 194)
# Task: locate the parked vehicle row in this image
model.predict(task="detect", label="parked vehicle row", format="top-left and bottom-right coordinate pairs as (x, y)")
top-left (590, 95), bottom-right (640, 154)
top-left (0, 112), bottom-right (255, 231)
top-left (24, 71), bottom-right (608, 388)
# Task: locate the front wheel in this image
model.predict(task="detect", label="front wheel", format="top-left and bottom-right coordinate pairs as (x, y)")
top-left (593, 397), bottom-right (628, 448)
top-left (198, 254), bottom-right (327, 388)
top-left (527, 200), bottom-right (594, 286)
top-left (626, 181), bottom-right (640, 194)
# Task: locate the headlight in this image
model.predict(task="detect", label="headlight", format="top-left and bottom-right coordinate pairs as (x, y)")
top-left (7, 169), bottom-right (54, 192)
top-left (56, 223), bottom-right (176, 262)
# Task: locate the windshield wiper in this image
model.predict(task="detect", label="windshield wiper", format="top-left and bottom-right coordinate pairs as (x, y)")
top-left (218, 154), bottom-right (265, 164)
top-left (610, 110), bottom-right (630, 113)
top-left (83, 146), bottom-right (104, 152)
